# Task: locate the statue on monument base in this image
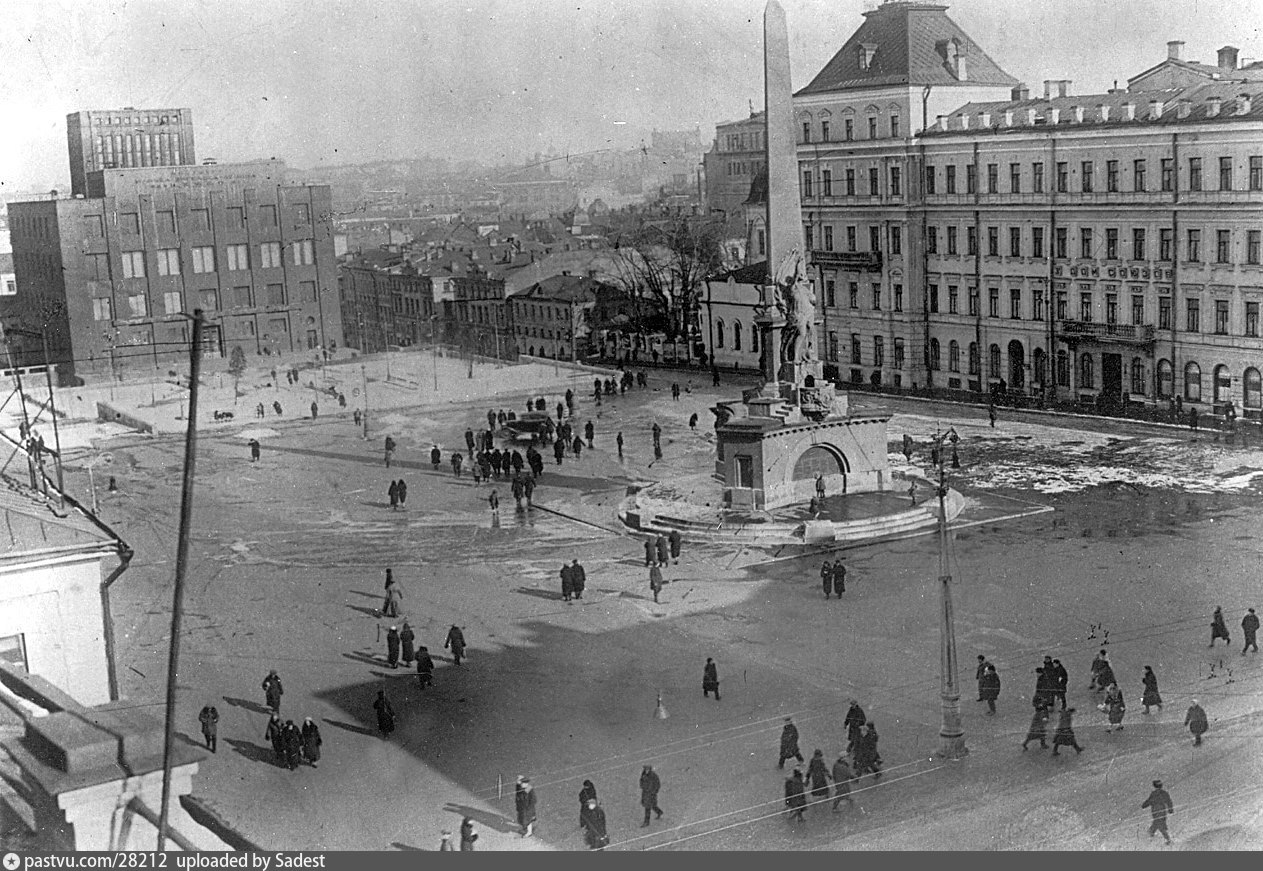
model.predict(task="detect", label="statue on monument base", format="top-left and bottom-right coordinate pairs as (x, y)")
top-left (771, 248), bottom-right (818, 379)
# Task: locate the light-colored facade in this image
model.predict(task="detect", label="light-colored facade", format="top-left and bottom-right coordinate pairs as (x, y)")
top-left (703, 113), bottom-right (767, 219)
top-left (67, 108), bottom-right (196, 198)
top-left (699, 263), bottom-right (765, 371)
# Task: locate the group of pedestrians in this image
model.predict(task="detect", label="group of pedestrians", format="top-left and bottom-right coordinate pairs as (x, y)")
top-left (781, 706), bottom-right (874, 823)
top-left (1210, 605), bottom-right (1260, 653)
top-left (387, 478), bottom-right (408, 510)
top-left (560, 559), bottom-right (588, 602)
top-left (819, 558), bottom-right (847, 598)
top-left (196, 671), bottom-right (325, 772)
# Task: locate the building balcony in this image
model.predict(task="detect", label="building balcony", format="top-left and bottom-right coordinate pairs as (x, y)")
top-left (810, 250), bottom-right (883, 272)
top-left (1059, 320), bottom-right (1156, 344)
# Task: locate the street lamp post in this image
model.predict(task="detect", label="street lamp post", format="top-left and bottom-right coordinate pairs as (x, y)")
top-left (931, 427), bottom-right (967, 760)
top-left (430, 315), bottom-right (439, 392)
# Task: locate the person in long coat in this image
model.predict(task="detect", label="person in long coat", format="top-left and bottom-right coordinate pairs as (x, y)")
top-left (397, 480), bottom-right (407, 507)
top-left (644, 538), bottom-right (656, 567)
top-left (821, 561), bottom-right (834, 599)
top-left (386, 626), bottom-right (401, 668)
top-left (1210, 606), bottom-right (1231, 647)
top-left (1103, 683), bottom-right (1126, 732)
top-left (975, 655), bottom-right (990, 701)
top-left (668, 529), bottom-right (682, 564)
top-left (1184, 700), bottom-right (1209, 746)
top-left (581, 799), bottom-right (608, 849)
top-left (382, 572), bottom-right (402, 618)
top-left (416, 646), bottom-right (434, 688)
top-left (1141, 780), bottom-right (1174, 845)
top-left (373, 689), bottom-right (395, 736)
top-left (1051, 659), bottom-right (1069, 710)
top-left (1141, 666), bottom-right (1163, 714)
top-left (1243, 608), bottom-right (1260, 653)
top-left (833, 559), bottom-right (847, 594)
top-left (571, 560), bottom-right (586, 599)
top-left (399, 623), bottom-right (416, 664)
top-left (806, 749), bottom-right (831, 805)
top-left (198, 705), bottom-right (219, 752)
top-left (844, 701), bottom-right (866, 752)
top-left (979, 664), bottom-right (1001, 714)
top-left (854, 723), bottom-right (883, 779)
top-left (1091, 651), bottom-right (1116, 693)
top-left (388, 480), bottom-right (399, 510)
top-left (702, 658), bottom-right (720, 700)
top-left (655, 535), bottom-right (670, 566)
top-left (445, 625), bottom-right (466, 666)
top-left (515, 776), bottom-right (537, 837)
top-left (1022, 706), bottom-right (1050, 750)
top-left (262, 670), bottom-right (283, 713)
top-left (560, 563), bottom-right (574, 602)
top-left (830, 756), bottom-right (854, 809)
top-left (639, 765), bottom-right (663, 826)
top-left (265, 713), bottom-right (284, 763)
top-left (281, 720), bottom-right (302, 770)
top-left (1051, 707), bottom-right (1084, 755)
top-left (778, 717), bottom-right (804, 769)
top-left (784, 770), bottom-right (807, 823)
top-left (578, 780), bottom-right (598, 828)
top-left (301, 717), bottom-right (322, 767)
top-left (649, 564), bottom-right (664, 603)
top-left (459, 818), bottom-right (478, 851)
top-left (1033, 667), bottom-right (1056, 710)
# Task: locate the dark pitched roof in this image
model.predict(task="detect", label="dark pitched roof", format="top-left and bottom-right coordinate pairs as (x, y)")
top-left (744, 167), bottom-right (768, 206)
top-left (512, 274), bottom-right (608, 302)
top-left (798, 1), bottom-right (1016, 96)
top-left (710, 261), bottom-right (769, 285)
top-left (1129, 58), bottom-right (1263, 88)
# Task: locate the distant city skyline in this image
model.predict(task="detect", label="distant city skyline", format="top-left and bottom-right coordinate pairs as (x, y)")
top-left (1, 0), bottom-right (1259, 192)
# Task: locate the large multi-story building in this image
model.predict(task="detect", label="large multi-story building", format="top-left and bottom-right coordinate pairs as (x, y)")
top-left (66, 108), bottom-right (196, 198)
top-left (510, 274), bottom-right (612, 360)
top-left (7, 161), bottom-right (342, 381)
top-left (703, 112), bottom-right (767, 219)
top-left (339, 251), bottom-right (435, 352)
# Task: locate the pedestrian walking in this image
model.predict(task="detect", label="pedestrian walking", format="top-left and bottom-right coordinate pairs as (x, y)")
top-left (908, 478), bottom-right (918, 505)
top-left (265, 713), bottom-right (284, 764)
top-left (806, 749), bottom-right (830, 807)
top-left (814, 473), bottom-right (825, 503)
top-left (430, 444), bottom-right (441, 471)
top-left (668, 529), bottom-right (682, 565)
top-left (833, 558), bottom-right (846, 593)
top-left (581, 799), bottom-right (608, 849)
top-left (300, 717), bottom-right (322, 768)
top-left (416, 646), bottom-right (434, 688)
top-left (702, 657), bottom-right (720, 700)
top-left (585, 420), bottom-right (594, 448)
top-left (523, 476), bottom-right (535, 506)
top-left (373, 689), bottom-right (395, 736)
top-left (465, 428), bottom-right (475, 455)
top-left (1141, 666), bottom-right (1163, 714)
top-left (655, 534), bottom-right (670, 567)
top-left (901, 433), bottom-right (913, 462)
top-left (821, 561), bottom-right (834, 599)
top-left (578, 779), bottom-right (598, 828)
top-left (273, 400), bottom-right (283, 416)
top-left (1184, 700), bottom-right (1208, 746)
top-left (384, 436), bottom-right (396, 468)
top-left (1052, 659), bottom-right (1069, 710)
top-left (451, 452), bottom-right (463, 477)
top-left (1141, 780), bottom-right (1174, 845)
top-left (262, 670), bottom-right (283, 713)
top-left (688, 412), bottom-right (698, 431)
top-left (1021, 706), bottom-right (1050, 750)
top-left (853, 723), bottom-right (883, 780)
top-left (671, 382), bottom-right (680, 401)
top-left (554, 437), bottom-right (565, 465)
top-left (257, 402), bottom-right (266, 419)
top-left (382, 572), bottom-right (402, 618)
top-left (644, 538), bottom-right (656, 567)
top-left (396, 480), bottom-right (407, 507)
top-left (616, 431), bottom-right (624, 459)
top-left (248, 439), bottom-right (261, 463)
top-left (386, 626), bottom-right (400, 668)
top-left (1051, 707), bottom-right (1085, 755)
top-left (988, 404), bottom-right (997, 428)
top-left (979, 664), bottom-right (1001, 714)
top-left (560, 563), bottom-right (574, 602)
top-left (639, 764), bottom-right (664, 826)
top-left (844, 700), bottom-right (866, 752)
top-left (445, 624), bottom-right (466, 665)
top-left (400, 622), bottom-right (416, 664)
top-left (198, 705), bottom-right (219, 752)
top-left (651, 422), bottom-right (662, 451)
top-left (515, 776), bottom-right (537, 837)
top-left (489, 490), bottom-right (500, 515)
top-left (570, 559), bottom-right (586, 599)
top-left (1242, 608), bottom-right (1259, 654)
top-left (830, 756), bottom-right (854, 809)
top-left (459, 818), bottom-right (478, 851)
top-left (784, 769), bottom-right (807, 823)
top-left (778, 717), bottom-right (804, 769)
top-left (649, 564), bottom-right (664, 603)
top-left (1103, 683), bottom-right (1126, 732)
top-left (310, 401), bottom-right (318, 420)
top-left (1090, 650), bottom-right (1115, 692)
top-left (1210, 606), bottom-right (1231, 647)
top-left (388, 480), bottom-right (399, 511)
top-left (975, 655), bottom-right (991, 701)
top-left (1034, 666), bottom-right (1056, 711)
top-left (282, 719), bottom-right (302, 770)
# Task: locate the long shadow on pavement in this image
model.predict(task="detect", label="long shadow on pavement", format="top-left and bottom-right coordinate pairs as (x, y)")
top-left (323, 718), bottom-right (375, 737)
top-left (514, 587), bottom-right (563, 603)
top-left (225, 737), bottom-right (280, 767)
top-left (442, 803), bottom-right (519, 835)
top-left (222, 695), bottom-right (271, 716)
top-left (346, 604), bottom-right (380, 618)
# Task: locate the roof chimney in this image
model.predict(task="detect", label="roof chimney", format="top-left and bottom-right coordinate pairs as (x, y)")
top-left (1049, 107), bottom-right (1061, 124)
top-left (1043, 80), bottom-right (1054, 98)
top-left (936, 114), bottom-right (949, 131)
top-left (1149, 99), bottom-right (1164, 120)
top-left (1003, 109), bottom-right (1014, 127)
top-left (1098, 104), bottom-right (1111, 122)
top-left (1123, 101), bottom-right (1136, 120)
top-left (1026, 108), bottom-right (1038, 125)
top-left (1072, 105), bottom-right (1084, 123)
top-left (979, 112), bottom-right (991, 128)
top-left (1176, 100), bottom-right (1192, 119)
top-left (1238, 93), bottom-right (1253, 115)
top-left (1218, 45), bottom-right (1240, 70)
top-left (1057, 80), bottom-right (1072, 98)
top-left (959, 112), bottom-right (970, 130)
top-left (1167, 40), bottom-right (1185, 61)
top-left (1011, 83), bottom-right (1030, 101)
top-left (1207, 96), bottom-right (1222, 117)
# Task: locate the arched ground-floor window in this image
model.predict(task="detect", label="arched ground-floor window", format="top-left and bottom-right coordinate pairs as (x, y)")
top-left (1245, 367), bottom-right (1262, 410)
top-left (1056, 350), bottom-right (1070, 387)
top-left (1214, 364), bottom-right (1231, 403)
top-left (1157, 359), bottom-right (1173, 398)
top-left (1033, 347), bottom-right (1046, 385)
top-left (1184, 361), bottom-right (1201, 402)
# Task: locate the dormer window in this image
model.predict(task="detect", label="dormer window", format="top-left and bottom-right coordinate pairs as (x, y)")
top-left (859, 42), bottom-right (878, 70)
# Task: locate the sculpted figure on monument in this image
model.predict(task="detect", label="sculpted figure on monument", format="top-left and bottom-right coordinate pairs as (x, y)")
top-left (772, 249), bottom-right (817, 367)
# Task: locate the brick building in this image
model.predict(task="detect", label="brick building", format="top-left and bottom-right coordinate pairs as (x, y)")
top-left (703, 112), bottom-right (767, 219)
top-left (66, 108), bottom-right (196, 198)
top-left (339, 251), bottom-right (434, 352)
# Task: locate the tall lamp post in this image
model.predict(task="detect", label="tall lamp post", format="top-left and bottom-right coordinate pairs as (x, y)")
top-left (930, 426), bottom-right (967, 760)
top-left (430, 315), bottom-right (439, 392)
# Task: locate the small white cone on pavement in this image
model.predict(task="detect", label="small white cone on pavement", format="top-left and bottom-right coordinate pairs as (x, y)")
top-left (655, 691), bottom-right (669, 720)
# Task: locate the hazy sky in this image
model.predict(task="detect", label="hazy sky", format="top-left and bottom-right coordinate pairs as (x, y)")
top-left (1, 0), bottom-right (1260, 191)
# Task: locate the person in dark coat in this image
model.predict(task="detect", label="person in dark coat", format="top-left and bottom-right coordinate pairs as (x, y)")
top-left (975, 655), bottom-right (990, 702)
top-left (1241, 607), bottom-right (1259, 653)
top-left (979, 664), bottom-right (1001, 714)
top-left (830, 756), bottom-right (855, 809)
top-left (570, 560), bottom-right (586, 599)
top-left (1141, 780), bottom-right (1174, 844)
top-left (806, 749), bottom-right (831, 805)
top-left (784, 770), bottom-right (807, 823)
top-left (644, 538), bottom-right (656, 567)
top-left (1184, 700), bottom-right (1208, 746)
top-left (396, 480), bottom-right (407, 507)
top-left (1103, 683), bottom-right (1126, 732)
top-left (778, 717), bottom-right (804, 769)
top-left (416, 646), bottom-right (434, 688)
top-left (388, 479), bottom-right (400, 511)
top-left (248, 439), bottom-right (261, 463)
top-left (1141, 666), bottom-right (1163, 714)
top-left (1051, 659), bottom-right (1069, 710)
top-left (655, 535), bottom-right (670, 566)
top-left (844, 701), bottom-right (866, 752)
top-left (373, 689), bottom-right (395, 736)
top-left (572, 436), bottom-right (583, 458)
top-left (280, 720), bottom-right (301, 770)
top-left (459, 818), bottom-right (478, 851)
top-left (262, 670), bottom-right (283, 713)
top-left (515, 776), bottom-right (537, 837)
top-left (300, 717), bottom-right (322, 767)
top-left (560, 563), bottom-right (574, 602)
top-left (853, 723), bottom-right (883, 779)
top-left (1033, 667), bottom-right (1056, 711)
top-left (554, 437), bottom-right (565, 465)
top-left (1022, 706), bottom-right (1050, 750)
top-left (639, 765), bottom-right (663, 826)
top-left (198, 705), bottom-right (219, 752)
top-left (386, 626), bottom-right (401, 668)
top-left (265, 713), bottom-right (284, 763)
top-left (616, 431), bottom-right (624, 459)
top-left (399, 623), bottom-right (416, 664)
top-left (445, 625), bottom-right (466, 665)
top-left (821, 561), bottom-right (834, 599)
top-left (488, 490), bottom-right (500, 515)
top-left (584, 420), bottom-right (595, 448)
top-left (382, 571), bottom-right (402, 619)
top-left (649, 564), bottom-right (664, 603)
top-left (833, 559), bottom-right (847, 593)
top-left (578, 779), bottom-right (598, 827)
top-left (430, 445), bottom-right (442, 470)
top-left (1210, 606), bottom-right (1231, 647)
top-left (1091, 651), bottom-right (1116, 693)
top-left (702, 658), bottom-right (720, 700)
top-left (581, 799), bottom-right (608, 849)
top-left (1051, 707), bottom-right (1084, 755)
top-left (667, 529), bottom-right (682, 564)
top-left (511, 476), bottom-right (525, 508)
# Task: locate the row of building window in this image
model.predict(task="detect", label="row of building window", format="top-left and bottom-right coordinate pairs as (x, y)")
top-left (91, 281), bottom-right (319, 320)
top-left (89, 203), bottom-right (311, 240)
top-left (513, 303), bottom-right (573, 321)
top-left (800, 112), bottom-right (900, 145)
top-left (802, 166), bottom-right (901, 199)
top-left (105, 240), bottom-right (315, 280)
top-left (921, 225), bottom-right (1262, 264)
top-left (924, 156), bottom-right (1263, 195)
top-left (712, 319), bottom-right (762, 353)
top-left (515, 326), bottom-right (570, 339)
